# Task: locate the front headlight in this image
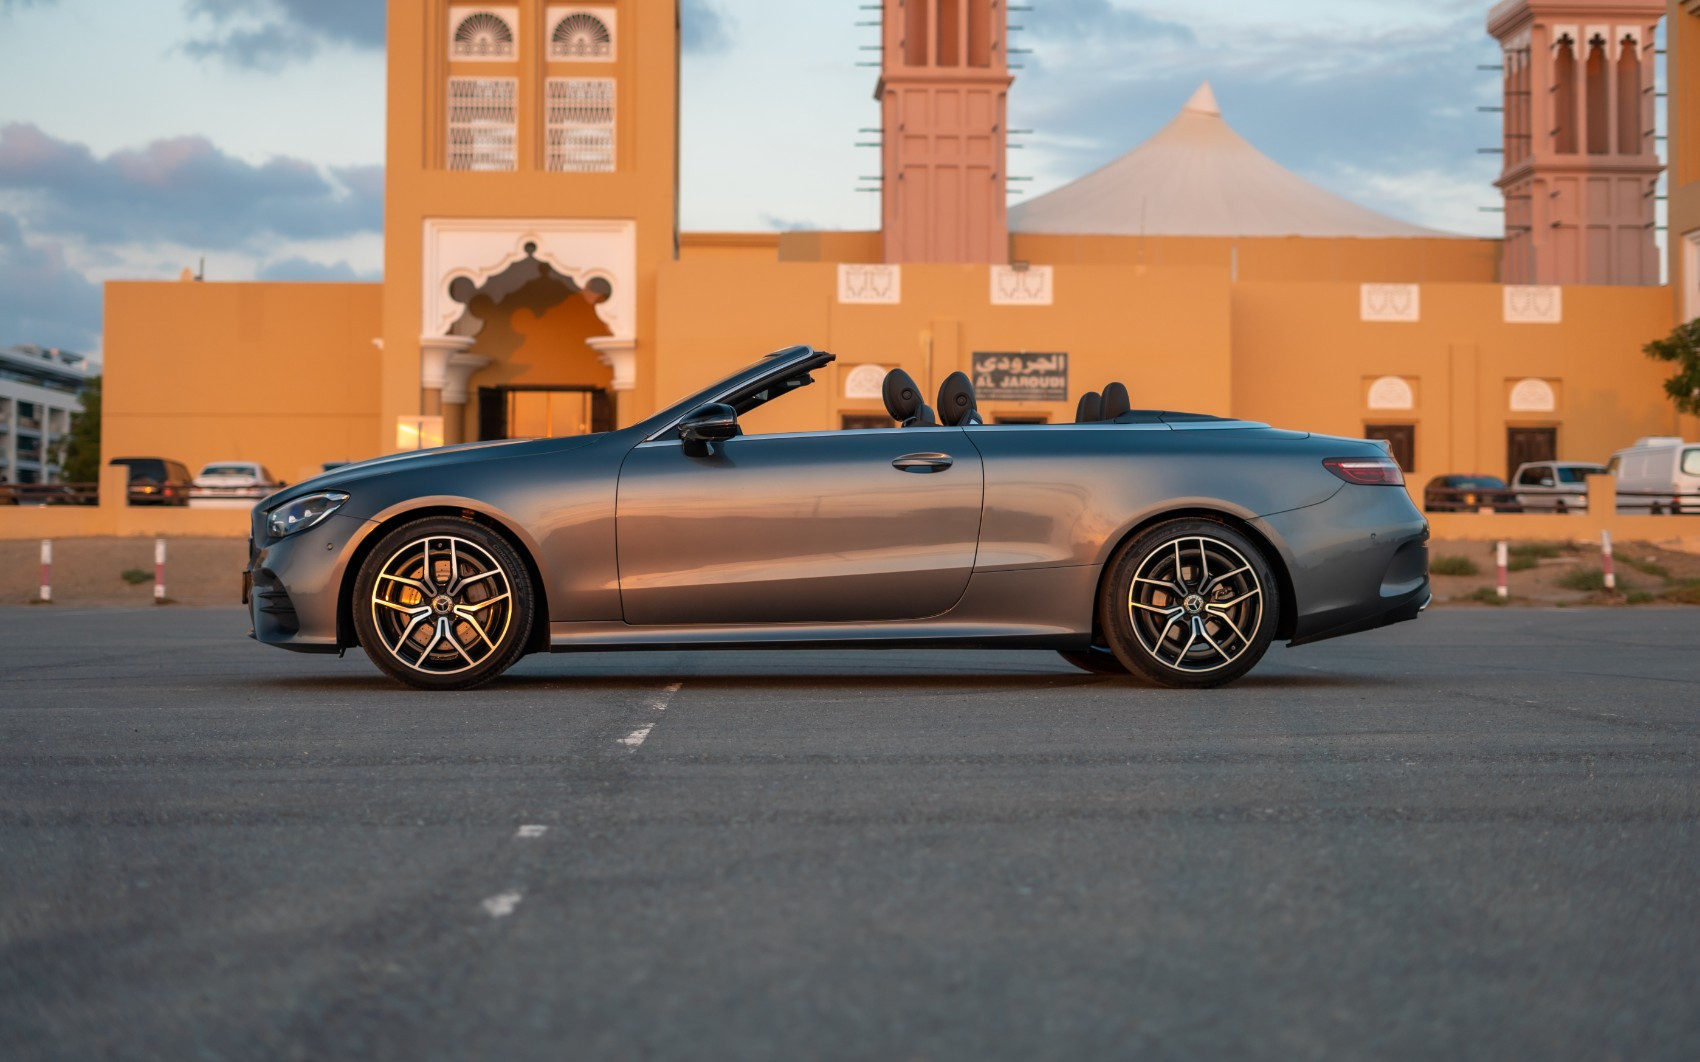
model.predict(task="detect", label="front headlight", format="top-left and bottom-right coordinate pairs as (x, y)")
top-left (266, 491), bottom-right (349, 538)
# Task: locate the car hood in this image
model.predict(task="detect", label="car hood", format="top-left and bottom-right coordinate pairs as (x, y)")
top-left (265, 434), bottom-right (608, 506)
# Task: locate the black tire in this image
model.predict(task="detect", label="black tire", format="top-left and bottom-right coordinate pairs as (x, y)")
top-left (1099, 518), bottom-right (1279, 689)
top-left (1057, 647), bottom-right (1129, 675)
top-left (352, 516), bottom-right (534, 691)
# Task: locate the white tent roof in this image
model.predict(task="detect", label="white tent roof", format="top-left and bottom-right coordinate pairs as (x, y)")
top-left (1009, 84), bottom-right (1458, 239)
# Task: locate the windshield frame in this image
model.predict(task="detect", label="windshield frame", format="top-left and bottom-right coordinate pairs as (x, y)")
top-left (636, 345), bottom-right (835, 443)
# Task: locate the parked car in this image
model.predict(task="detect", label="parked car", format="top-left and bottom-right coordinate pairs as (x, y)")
top-left (1510, 460), bottom-right (1607, 513)
top-left (109, 457), bottom-right (194, 507)
top-left (1609, 437), bottom-right (1700, 514)
top-left (245, 344), bottom-right (1431, 692)
top-left (1422, 474), bottom-right (1520, 513)
top-left (190, 461), bottom-right (282, 507)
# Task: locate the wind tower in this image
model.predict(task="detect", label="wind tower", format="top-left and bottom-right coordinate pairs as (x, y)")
top-left (877, 0), bottom-right (1012, 263)
top-left (1488, 0), bottom-right (1665, 285)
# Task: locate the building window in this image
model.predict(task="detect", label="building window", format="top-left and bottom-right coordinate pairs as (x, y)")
top-left (545, 78), bottom-right (615, 172)
top-left (1553, 35), bottom-right (1577, 154)
top-left (1365, 424), bottom-right (1415, 473)
top-left (549, 8), bottom-right (616, 61)
top-left (447, 77), bottom-right (518, 171)
top-left (1684, 230), bottom-right (1700, 323)
top-left (450, 8), bottom-right (518, 60)
top-left (841, 413), bottom-right (896, 431)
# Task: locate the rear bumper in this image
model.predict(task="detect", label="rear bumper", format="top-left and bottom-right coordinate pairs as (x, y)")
top-left (1255, 484), bottom-right (1430, 648)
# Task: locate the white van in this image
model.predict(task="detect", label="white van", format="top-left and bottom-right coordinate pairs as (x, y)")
top-left (1608, 437), bottom-right (1700, 514)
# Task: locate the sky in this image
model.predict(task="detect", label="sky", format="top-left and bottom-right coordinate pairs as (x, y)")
top-left (0, 0), bottom-right (1669, 357)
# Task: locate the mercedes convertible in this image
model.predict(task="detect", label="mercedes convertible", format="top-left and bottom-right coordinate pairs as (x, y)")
top-left (245, 345), bottom-right (1429, 690)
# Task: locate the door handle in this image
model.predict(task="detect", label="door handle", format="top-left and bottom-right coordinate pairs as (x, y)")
top-left (892, 452), bottom-right (953, 473)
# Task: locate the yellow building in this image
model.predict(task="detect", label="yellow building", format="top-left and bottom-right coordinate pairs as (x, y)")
top-left (91, 0), bottom-right (1700, 502)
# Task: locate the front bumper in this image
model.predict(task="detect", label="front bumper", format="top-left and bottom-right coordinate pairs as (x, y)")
top-left (245, 513), bottom-right (371, 654)
top-left (1255, 484), bottom-right (1431, 648)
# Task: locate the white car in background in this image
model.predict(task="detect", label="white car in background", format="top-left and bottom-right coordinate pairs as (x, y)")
top-left (1510, 460), bottom-right (1607, 513)
top-left (1609, 437), bottom-right (1700, 514)
top-left (188, 461), bottom-right (282, 509)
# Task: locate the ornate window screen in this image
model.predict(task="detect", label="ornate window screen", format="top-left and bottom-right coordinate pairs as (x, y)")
top-left (549, 8), bottom-right (617, 61)
top-left (546, 78), bottom-right (616, 173)
top-left (447, 78), bottom-right (518, 171)
top-left (449, 8), bottom-right (519, 60)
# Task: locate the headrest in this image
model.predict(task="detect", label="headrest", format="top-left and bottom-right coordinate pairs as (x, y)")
top-left (936, 371), bottom-right (979, 427)
top-left (1100, 382), bottom-right (1131, 421)
top-left (908, 403), bottom-right (938, 428)
top-left (1075, 391), bottom-right (1102, 424)
top-left (883, 369), bottom-right (924, 422)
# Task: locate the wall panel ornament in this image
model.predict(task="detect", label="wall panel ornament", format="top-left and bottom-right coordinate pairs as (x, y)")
top-left (422, 218), bottom-right (637, 343)
top-left (1360, 284), bottom-right (1420, 322)
top-left (449, 7), bottom-right (518, 60)
top-left (1503, 285), bottom-right (1563, 323)
top-left (843, 364), bottom-right (889, 400)
top-left (989, 265), bottom-right (1053, 306)
top-left (1366, 376), bottom-right (1415, 411)
top-left (838, 264), bottom-right (901, 304)
top-left (548, 7), bottom-right (616, 61)
top-left (1509, 377), bottom-right (1557, 413)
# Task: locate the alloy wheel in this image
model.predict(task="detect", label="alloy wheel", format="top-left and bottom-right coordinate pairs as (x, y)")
top-left (1126, 535), bottom-right (1263, 675)
top-left (369, 534), bottom-right (514, 676)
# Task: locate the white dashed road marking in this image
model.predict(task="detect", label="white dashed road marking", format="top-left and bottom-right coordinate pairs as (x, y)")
top-left (481, 891), bottom-right (523, 918)
top-left (515, 825), bottom-right (547, 839)
top-left (617, 682), bottom-right (684, 750)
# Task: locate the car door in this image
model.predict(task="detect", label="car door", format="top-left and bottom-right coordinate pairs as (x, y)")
top-left (615, 427), bottom-right (984, 625)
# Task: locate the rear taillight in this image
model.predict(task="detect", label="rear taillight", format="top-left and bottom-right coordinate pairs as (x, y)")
top-left (1323, 456), bottom-right (1404, 486)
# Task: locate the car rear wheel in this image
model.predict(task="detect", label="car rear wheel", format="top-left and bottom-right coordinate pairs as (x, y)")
top-left (353, 516), bottom-right (534, 691)
top-left (1099, 518), bottom-right (1279, 689)
top-left (1057, 647), bottom-right (1128, 675)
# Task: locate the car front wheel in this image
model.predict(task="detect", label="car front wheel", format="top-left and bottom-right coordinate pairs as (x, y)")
top-left (1099, 519), bottom-right (1279, 689)
top-left (352, 516), bottom-right (534, 691)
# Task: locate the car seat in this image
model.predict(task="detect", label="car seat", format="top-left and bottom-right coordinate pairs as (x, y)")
top-left (936, 371), bottom-right (983, 426)
top-left (882, 368), bottom-right (938, 427)
top-left (1100, 382), bottom-right (1131, 421)
top-left (1075, 391), bottom-right (1102, 423)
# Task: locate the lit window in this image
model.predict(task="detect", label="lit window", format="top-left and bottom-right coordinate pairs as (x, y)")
top-left (546, 78), bottom-right (615, 173)
top-left (447, 77), bottom-right (518, 171)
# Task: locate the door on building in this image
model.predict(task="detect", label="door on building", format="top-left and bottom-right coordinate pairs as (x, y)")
top-left (1506, 426), bottom-right (1557, 479)
top-left (477, 386), bottom-right (612, 440)
top-left (1364, 424), bottom-right (1416, 473)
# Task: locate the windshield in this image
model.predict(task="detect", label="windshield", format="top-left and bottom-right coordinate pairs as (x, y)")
top-left (202, 465), bottom-right (259, 477)
top-left (1684, 448), bottom-right (1700, 477)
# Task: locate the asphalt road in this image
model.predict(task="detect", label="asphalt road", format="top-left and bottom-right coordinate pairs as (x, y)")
top-left (1, 606), bottom-right (1697, 1061)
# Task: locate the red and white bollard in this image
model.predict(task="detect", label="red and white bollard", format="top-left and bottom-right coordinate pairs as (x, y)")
top-left (1496, 540), bottom-right (1509, 599)
top-left (1600, 529), bottom-right (1616, 592)
top-left (39, 539), bottom-right (52, 603)
top-left (154, 538), bottom-right (167, 603)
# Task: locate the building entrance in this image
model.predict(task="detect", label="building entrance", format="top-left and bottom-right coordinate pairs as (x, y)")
top-left (478, 385), bottom-right (612, 440)
top-left (1506, 426), bottom-right (1557, 479)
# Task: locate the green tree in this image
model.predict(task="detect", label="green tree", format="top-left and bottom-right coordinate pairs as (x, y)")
top-left (1644, 320), bottom-right (1700, 417)
top-left (55, 374), bottom-right (102, 484)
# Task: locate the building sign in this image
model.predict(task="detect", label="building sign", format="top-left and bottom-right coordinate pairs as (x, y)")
top-left (972, 352), bottom-right (1068, 402)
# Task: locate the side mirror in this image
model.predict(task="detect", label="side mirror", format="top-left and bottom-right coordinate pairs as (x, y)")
top-left (679, 403), bottom-right (740, 457)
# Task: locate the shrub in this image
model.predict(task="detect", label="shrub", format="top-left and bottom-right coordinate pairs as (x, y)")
top-left (120, 569), bottom-right (150, 585)
top-left (1626, 591), bottom-right (1656, 605)
top-left (1507, 541), bottom-right (1568, 572)
top-left (1468, 587), bottom-right (1509, 606)
top-left (1620, 556), bottom-right (1668, 578)
top-left (1558, 568), bottom-right (1633, 594)
top-left (1430, 554), bottom-right (1479, 577)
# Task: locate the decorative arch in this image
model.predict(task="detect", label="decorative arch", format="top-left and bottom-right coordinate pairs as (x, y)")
top-left (1367, 376), bottom-right (1415, 411)
top-left (423, 218), bottom-right (637, 342)
top-left (450, 7), bottom-right (517, 60)
top-left (550, 8), bottom-right (616, 60)
top-left (1509, 378), bottom-right (1557, 413)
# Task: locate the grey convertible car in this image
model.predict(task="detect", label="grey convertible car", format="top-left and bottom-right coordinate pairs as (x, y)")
top-left (245, 345), bottom-right (1429, 690)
